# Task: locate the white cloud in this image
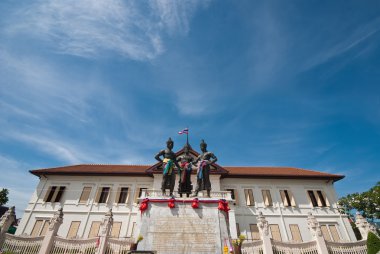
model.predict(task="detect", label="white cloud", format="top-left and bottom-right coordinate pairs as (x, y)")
top-left (5, 0), bottom-right (209, 60)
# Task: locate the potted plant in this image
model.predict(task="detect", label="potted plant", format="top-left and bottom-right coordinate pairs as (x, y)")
top-left (232, 234), bottom-right (246, 254)
top-left (130, 235), bottom-right (144, 251)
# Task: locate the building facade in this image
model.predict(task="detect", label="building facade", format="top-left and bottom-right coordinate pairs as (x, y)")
top-left (16, 145), bottom-right (356, 244)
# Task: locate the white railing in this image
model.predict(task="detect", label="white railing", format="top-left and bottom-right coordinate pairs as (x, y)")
top-left (241, 240), bottom-right (264, 254)
top-left (272, 240), bottom-right (319, 254)
top-left (142, 189), bottom-right (232, 200)
top-left (105, 238), bottom-right (134, 254)
top-left (1, 233), bottom-right (43, 254)
top-left (326, 240), bottom-right (367, 254)
top-left (50, 236), bottom-right (98, 254)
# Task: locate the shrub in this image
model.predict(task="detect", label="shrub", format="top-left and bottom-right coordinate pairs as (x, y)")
top-left (367, 231), bottom-right (380, 254)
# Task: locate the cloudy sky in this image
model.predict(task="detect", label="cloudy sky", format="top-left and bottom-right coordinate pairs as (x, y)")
top-left (0, 0), bottom-right (379, 216)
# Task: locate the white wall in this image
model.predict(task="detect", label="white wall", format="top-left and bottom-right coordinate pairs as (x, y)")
top-left (16, 174), bottom-right (356, 243)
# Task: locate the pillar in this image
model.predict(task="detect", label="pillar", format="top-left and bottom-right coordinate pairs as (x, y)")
top-left (0, 206), bottom-right (16, 247)
top-left (257, 212), bottom-right (274, 254)
top-left (97, 209), bottom-right (113, 254)
top-left (38, 208), bottom-right (63, 254)
top-left (355, 212), bottom-right (371, 240)
top-left (307, 212), bottom-right (328, 254)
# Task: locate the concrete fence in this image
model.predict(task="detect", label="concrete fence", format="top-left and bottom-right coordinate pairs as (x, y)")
top-left (0, 207), bottom-right (374, 254)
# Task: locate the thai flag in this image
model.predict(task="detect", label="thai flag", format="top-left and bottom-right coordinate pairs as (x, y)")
top-left (178, 128), bottom-right (189, 135)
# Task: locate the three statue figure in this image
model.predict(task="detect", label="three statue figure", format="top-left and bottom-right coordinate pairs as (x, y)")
top-left (155, 138), bottom-right (217, 197)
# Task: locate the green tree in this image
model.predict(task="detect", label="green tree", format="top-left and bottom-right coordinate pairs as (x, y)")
top-left (338, 182), bottom-right (380, 221)
top-left (0, 188), bottom-right (9, 206)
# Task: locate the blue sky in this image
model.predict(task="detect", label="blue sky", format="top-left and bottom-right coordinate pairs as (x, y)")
top-left (0, 0), bottom-right (379, 216)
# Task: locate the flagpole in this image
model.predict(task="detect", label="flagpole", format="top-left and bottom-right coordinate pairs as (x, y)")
top-left (186, 126), bottom-right (189, 145)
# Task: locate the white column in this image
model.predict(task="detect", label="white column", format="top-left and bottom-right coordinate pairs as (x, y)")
top-left (0, 206), bottom-right (16, 247)
top-left (38, 208), bottom-right (63, 254)
top-left (307, 212), bottom-right (328, 254)
top-left (97, 209), bottom-right (113, 254)
top-left (257, 212), bottom-right (274, 254)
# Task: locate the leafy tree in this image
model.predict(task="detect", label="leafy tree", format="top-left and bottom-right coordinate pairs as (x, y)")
top-left (367, 231), bottom-right (380, 254)
top-left (338, 182), bottom-right (380, 222)
top-left (0, 188), bottom-right (9, 206)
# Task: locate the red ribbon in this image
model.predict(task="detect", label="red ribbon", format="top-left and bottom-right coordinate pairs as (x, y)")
top-left (139, 198), bottom-right (149, 215)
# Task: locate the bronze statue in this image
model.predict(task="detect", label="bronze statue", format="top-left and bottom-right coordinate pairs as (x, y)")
top-left (177, 144), bottom-right (194, 197)
top-left (155, 138), bottom-right (180, 196)
top-left (193, 139), bottom-right (217, 197)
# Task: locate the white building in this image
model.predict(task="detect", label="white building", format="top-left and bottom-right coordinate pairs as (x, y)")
top-left (16, 145), bottom-right (356, 244)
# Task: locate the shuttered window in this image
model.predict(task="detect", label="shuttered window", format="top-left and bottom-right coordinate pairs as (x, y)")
top-left (329, 225), bottom-right (341, 242)
top-left (250, 224), bottom-right (260, 240)
top-left (95, 187), bottom-right (110, 203)
top-left (116, 188), bottom-right (129, 204)
top-left (308, 191), bottom-right (318, 207)
top-left (88, 221), bottom-right (101, 238)
top-left (43, 186), bottom-right (66, 202)
top-left (244, 189), bottom-right (254, 206)
top-left (79, 187), bottom-right (92, 203)
top-left (31, 220), bottom-right (43, 237)
top-left (67, 221), bottom-right (81, 239)
top-left (40, 220), bottom-right (49, 236)
top-left (111, 222), bottom-right (122, 238)
top-left (321, 225), bottom-right (332, 241)
top-left (280, 190), bottom-right (296, 207)
top-left (269, 224), bottom-right (282, 241)
top-left (289, 224), bottom-right (302, 242)
top-left (262, 190), bottom-right (273, 206)
top-left (308, 190), bottom-right (329, 207)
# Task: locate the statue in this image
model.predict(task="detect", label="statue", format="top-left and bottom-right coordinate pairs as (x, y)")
top-left (193, 139), bottom-right (217, 197)
top-left (177, 144), bottom-right (194, 197)
top-left (155, 138), bottom-right (180, 196)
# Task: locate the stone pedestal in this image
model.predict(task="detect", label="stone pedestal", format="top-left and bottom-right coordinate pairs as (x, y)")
top-left (137, 198), bottom-right (231, 254)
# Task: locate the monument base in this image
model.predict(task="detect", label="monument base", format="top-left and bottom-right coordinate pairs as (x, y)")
top-left (137, 198), bottom-right (231, 254)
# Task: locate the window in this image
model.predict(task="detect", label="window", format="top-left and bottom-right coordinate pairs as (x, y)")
top-left (31, 220), bottom-right (43, 237)
top-left (115, 187), bottom-right (129, 204)
top-left (134, 188), bottom-right (147, 203)
top-left (329, 225), bottom-right (341, 242)
top-left (244, 189), bottom-right (254, 206)
top-left (226, 189), bottom-right (239, 205)
top-left (79, 187), bottom-right (92, 203)
top-left (262, 190), bottom-right (273, 206)
top-left (321, 225), bottom-right (332, 241)
top-left (321, 224), bottom-right (341, 242)
top-left (307, 190), bottom-right (330, 207)
top-left (88, 221), bottom-right (101, 238)
top-left (250, 224), bottom-right (260, 240)
top-left (280, 190), bottom-right (296, 207)
top-left (269, 224), bottom-right (282, 241)
top-left (95, 187), bottom-right (110, 203)
top-left (289, 224), bottom-right (302, 242)
top-left (44, 186), bottom-right (66, 202)
top-left (67, 221), bottom-right (81, 239)
top-left (111, 222), bottom-right (122, 238)
top-left (40, 221), bottom-right (49, 236)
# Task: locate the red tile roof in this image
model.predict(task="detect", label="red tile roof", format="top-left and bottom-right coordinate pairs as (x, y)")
top-left (30, 164), bottom-right (344, 181)
top-left (224, 166), bottom-right (344, 181)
